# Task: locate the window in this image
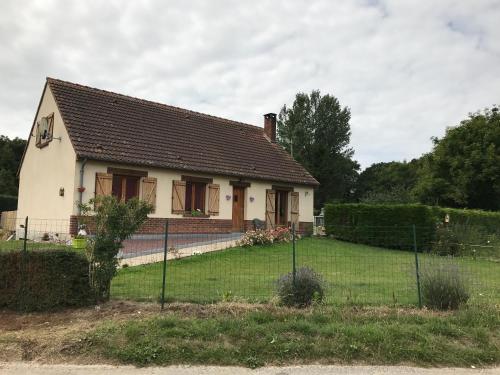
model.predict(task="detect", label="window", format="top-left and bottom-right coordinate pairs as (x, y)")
top-left (185, 181), bottom-right (206, 213)
top-left (275, 190), bottom-right (288, 226)
top-left (112, 174), bottom-right (140, 202)
top-left (35, 113), bottom-right (54, 148)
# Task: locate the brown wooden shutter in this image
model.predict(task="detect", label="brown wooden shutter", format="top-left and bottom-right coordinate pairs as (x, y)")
top-left (290, 192), bottom-right (299, 229)
top-left (95, 172), bottom-right (112, 198)
top-left (172, 180), bottom-right (186, 214)
top-left (47, 114), bottom-right (54, 142)
top-left (35, 122), bottom-right (41, 146)
top-left (141, 177), bottom-right (157, 213)
top-left (207, 184), bottom-right (220, 216)
top-left (94, 172), bottom-right (112, 208)
top-left (265, 189), bottom-right (276, 230)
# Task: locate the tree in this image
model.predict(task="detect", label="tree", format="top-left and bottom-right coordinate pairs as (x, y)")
top-left (355, 160), bottom-right (420, 203)
top-left (80, 196), bottom-right (153, 301)
top-left (0, 135), bottom-right (27, 196)
top-left (413, 106), bottom-right (500, 210)
top-left (277, 90), bottom-right (359, 208)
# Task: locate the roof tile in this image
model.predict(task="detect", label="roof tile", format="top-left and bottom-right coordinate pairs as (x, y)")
top-left (47, 78), bottom-right (319, 186)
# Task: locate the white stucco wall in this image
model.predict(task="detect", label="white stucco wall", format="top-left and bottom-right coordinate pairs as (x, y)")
top-left (78, 160), bottom-right (315, 223)
top-left (17, 85), bottom-right (77, 223)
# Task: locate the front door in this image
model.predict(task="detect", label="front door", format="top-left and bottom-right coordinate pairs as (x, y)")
top-left (232, 186), bottom-right (245, 232)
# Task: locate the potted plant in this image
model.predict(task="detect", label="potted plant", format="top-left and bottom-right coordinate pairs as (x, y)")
top-left (72, 234), bottom-right (87, 249)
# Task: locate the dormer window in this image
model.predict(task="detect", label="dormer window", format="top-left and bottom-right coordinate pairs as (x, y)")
top-left (36, 113), bottom-right (54, 148)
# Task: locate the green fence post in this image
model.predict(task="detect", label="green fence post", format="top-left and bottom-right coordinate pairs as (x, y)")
top-left (160, 219), bottom-right (169, 310)
top-left (22, 216), bottom-right (28, 253)
top-left (292, 222), bottom-right (297, 287)
top-left (413, 224), bottom-right (423, 308)
top-left (19, 216), bottom-right (29, 311)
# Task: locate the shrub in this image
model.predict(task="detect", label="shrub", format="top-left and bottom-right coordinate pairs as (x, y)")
top-left (238, 229), bottom-right (274, 247)
top-left (432, 225), bottom-right (460, 256)
top-left (420, 262), bottom-right (469, 310)
top-left (271, 227), bottom-right (294, 243)
top-left (80, 196), bottom-right (153, 301)
top-left (276, 267), bottom-right (324, 307)
top-left (238, 227), bottom-right (295, 247)
top-left (439, 208), bottom-right (500, 234)
top-left (324, 203), bottom-right (500, 253)
top-left (324, 203), bottom-right (436, 250)
top-left (0, 249), bottom-right (94, 311)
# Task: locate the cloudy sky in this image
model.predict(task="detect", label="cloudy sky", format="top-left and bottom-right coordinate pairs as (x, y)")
top-left (1, 0), bottom-right (499, 168)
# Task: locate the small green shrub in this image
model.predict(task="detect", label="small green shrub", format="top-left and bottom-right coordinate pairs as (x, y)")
top-left (276, 267), bottom-right (324, 307)
top-left (420, 263), bottom-right (469, 310)
top-left (432, 225), bottom-right (460, 256)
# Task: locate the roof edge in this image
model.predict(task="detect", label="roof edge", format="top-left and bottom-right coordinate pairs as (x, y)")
top-left (76, 155), bottom-right (320, 187)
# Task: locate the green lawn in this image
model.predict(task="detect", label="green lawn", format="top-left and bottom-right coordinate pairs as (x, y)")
top-left (112, 237), bottom-right (500, 306)
top-left (0, 240), bottom-right (73, 252)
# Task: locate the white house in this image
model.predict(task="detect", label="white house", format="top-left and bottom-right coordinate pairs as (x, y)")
top-left (17, 78), bottom-right (318, 235)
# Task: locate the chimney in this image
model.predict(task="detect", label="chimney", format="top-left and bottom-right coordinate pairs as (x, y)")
top-left (264, 113), bottom-right (277, 143)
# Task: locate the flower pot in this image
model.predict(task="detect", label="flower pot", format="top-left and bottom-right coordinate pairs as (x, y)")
top-left (72, 238), bottom-right (87, 249)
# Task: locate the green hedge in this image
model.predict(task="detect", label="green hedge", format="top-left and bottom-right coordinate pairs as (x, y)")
top-left (324, 204), bottom-right (436, 250)
top-left (0, 249), bottom-right (94, 311)
top-left (324, 203), bottom-right (500, 251)
top-left (0, 194), bottom-right (17, 212)
top-left (437, 208), bottom-right (500, 234)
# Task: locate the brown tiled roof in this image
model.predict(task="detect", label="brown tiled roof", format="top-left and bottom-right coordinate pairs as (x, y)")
top-left (47, 78), bottom-right (319, 186)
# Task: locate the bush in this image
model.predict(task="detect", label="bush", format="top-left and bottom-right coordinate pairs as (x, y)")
top-left (238, 227), bottom-right (295, 247)
top-left (420, 262), bottom-right (469, 310)
top-left (80, 196), bottom-right (153, 301)
top-left (0, 249), bottom-right (94, 311)
top-left (0, 194), bottom-right (17, 212)
top-left (324, 203), bottom-right (436, 250)
top-left (276, 267), bottom-right (324, 307)
top-left (432, 225), bottom-right (460, 256)
top-left (325, 203), bottom-right (500, 253)
top-left (439, 208), bottom-right (500, 234)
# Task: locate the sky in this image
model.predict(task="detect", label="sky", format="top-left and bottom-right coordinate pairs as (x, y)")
top-left (0, 0), bottom-right (499, 169)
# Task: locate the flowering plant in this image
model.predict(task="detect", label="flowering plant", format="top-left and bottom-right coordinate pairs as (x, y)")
top-left (238, 227), bottom-right (298, 247)
top-left (271, 226), bottom-right (293, 243)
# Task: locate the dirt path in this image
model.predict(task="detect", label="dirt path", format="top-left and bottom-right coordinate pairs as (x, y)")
top-left (1, 363), bottom-right (499, 374)
top-left (0, 301), bottom-right (161, 364)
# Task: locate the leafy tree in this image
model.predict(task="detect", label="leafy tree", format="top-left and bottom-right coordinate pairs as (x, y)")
top-left (0, 135), bottom-right (27, 196)
top-left (80, 196), bottom-right (153, 301)
top-left (413, 107), bottom-right (500, 210)
top-left (360, 186), bottom-right (416, 204)
top-left (356, 160), bottom-right (420, 203)
top-left (277, 90), bottom-right (359, 208)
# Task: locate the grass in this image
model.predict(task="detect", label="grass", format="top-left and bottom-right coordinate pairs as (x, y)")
top-left (83, 304), bottom-right (500, 368)
top-left (112, 237), bottom-right (500, 306)
top-left (0, 239), bottom-right (73, 252)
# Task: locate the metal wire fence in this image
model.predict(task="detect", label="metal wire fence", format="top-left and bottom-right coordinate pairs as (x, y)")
top-left (1, 217), bottom-right (499, 308)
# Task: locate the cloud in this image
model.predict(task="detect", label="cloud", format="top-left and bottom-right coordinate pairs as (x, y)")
top-left (0, 0), bottom-right (499, 168)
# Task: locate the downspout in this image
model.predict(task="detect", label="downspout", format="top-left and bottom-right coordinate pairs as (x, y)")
top-left (77, 158), bottom-right (88, 215)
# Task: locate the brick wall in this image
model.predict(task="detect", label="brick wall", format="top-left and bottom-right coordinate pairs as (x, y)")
top-left (70, 215), bottom-right (232, 235)
top-left (70, 215), bottom-right (313, 236)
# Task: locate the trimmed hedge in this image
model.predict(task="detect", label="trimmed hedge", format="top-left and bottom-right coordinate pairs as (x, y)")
top-left (0, 249), bottom-right (94, 311)
top-left (325, 203), bottom-right (500, 251)
top-left (324, 204), bottom-right (436, 250)
top-left (437, 208), bottom-right (500, 234)
top-left (0, 194), bottom-right (17, 212)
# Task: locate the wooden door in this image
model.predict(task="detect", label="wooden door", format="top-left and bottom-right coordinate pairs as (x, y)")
top-left (232, 186), bottom-right (245, 232)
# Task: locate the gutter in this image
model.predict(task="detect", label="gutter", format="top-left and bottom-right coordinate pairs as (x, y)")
top-left (77, 158), bottom-right (88, 215)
